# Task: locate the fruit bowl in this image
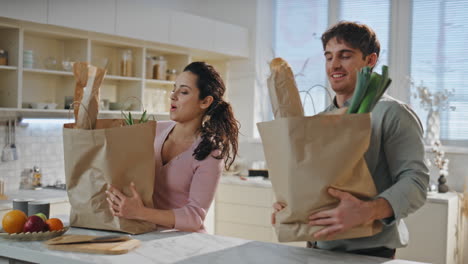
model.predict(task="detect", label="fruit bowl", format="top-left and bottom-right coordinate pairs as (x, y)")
top-left (0, 226), bottom-right (69, 241)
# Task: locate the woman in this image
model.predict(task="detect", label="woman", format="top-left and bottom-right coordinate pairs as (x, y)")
top-left (106, 61), bottom-right (239, 232)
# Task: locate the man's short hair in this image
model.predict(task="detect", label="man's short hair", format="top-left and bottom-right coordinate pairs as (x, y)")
top-left (321, 21), bottom-right (380, 59)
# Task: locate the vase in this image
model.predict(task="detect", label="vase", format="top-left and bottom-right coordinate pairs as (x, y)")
top-left (425, 109), bottom-right (440, 145)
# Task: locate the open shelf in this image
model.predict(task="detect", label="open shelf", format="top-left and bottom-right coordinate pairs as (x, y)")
top-left (22, 71), bottom-right (75, 110)
top-left (23, 68), bottom-right (73, 76)
top-left (105, 75), bottom-right (142, 82)
top-left (145, 79), bottom-right (175, 86)
top-left (23, 30), bottom-right (87, 71)
top-left (91, 40), bottom-right (143, 78)
top-left (0, 65), bottom-right (18, 71)
top-left (0, 70), bottom-right (18, 108)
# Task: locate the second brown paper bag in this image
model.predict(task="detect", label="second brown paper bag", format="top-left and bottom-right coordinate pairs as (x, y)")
top-left (258, 57), bottom-right (381, 242)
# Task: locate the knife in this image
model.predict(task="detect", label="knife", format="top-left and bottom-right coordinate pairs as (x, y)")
top-left (45, 235), bottom-right (132, 245)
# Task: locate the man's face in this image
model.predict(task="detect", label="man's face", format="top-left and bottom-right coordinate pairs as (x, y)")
top-left (324, 37), bottom-right (375, 97)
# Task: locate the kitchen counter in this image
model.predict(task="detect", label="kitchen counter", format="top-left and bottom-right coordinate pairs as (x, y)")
top-left (0, 189), bottom-right (68, 210)
top-left (0, 227), bottom-right (427, 264)
top-left (220, 175), bottom-right (272, 188)
top-left (220, 175), bottom-right (461, 204)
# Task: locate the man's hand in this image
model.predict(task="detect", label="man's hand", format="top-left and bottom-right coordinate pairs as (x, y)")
top-left (271, 202), bottom-right (286, 225)
top-left (106, 182), bottom-right (145, 220)
top-left (308, 188), bottom-right (392, 239)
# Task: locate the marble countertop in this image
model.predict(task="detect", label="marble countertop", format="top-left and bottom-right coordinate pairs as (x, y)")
top-left (0, 189), bottom-right (68, 210)
top-left (0, 227), bottom-right (427, 264)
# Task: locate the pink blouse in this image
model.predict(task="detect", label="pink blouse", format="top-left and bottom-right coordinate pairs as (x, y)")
top-left (152, 121), bottom-right (223, 232)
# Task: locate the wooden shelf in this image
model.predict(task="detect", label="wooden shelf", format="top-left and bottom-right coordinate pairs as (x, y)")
top-left (0, 65), bottom-right (17, 71)
top-left (23, 68), bottom-right (73, 76)
top-left (105, 75), bottom-right (142, 82)
top-left (145, 79), bottom-right (175, 86)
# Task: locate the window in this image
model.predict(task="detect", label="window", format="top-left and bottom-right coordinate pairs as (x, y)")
top-left (339, 0), bottom-right (390, 68)
top-left (272, 0), bottom-right (468, 145)
top-left (410, 0), bottom-right (468, 144)
top-left (274, 0), bottom-right (329, 116)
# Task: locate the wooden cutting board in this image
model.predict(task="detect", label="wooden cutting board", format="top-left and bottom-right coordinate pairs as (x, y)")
top-left (46, 239), bottom-right (140, 255)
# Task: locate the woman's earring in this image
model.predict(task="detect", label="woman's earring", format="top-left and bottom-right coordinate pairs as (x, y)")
top-left (202, 115), bottom-right (211, 128)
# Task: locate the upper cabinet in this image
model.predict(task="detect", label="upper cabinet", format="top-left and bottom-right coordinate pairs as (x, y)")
top-left (0, 0), bottom-right (48, 24)
top-left (115, 0), bottom-right (170, 44)
top-left (48, 0), bottom-right (116, 35)
top-left (169, 12), bottom-right (215, 52)
top-left (214, 21), bottom-right (249, 58)
top-left (0, 1), bottom-right (249, 58)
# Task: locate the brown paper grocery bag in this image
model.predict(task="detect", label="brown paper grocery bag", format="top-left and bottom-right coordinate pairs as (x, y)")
top-left (63, 119), bottom-right (156, 234)
top-left (257, 113), bottom-right (382, 242)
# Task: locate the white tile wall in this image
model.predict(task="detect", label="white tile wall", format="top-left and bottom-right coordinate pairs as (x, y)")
top-left (0, 117), bottom-right (68, 194)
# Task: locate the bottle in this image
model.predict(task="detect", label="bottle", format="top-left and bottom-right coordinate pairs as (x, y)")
top-left (32, 166), bottom-right (42, 188)
top-left (0, 49), bottom-right (8, 66)
top-left (167, 69), bottom-right (177, 81)
top-left (152, 56), bottom-right (167, 80)
top-left (120, 50), bottom-right (133, 77)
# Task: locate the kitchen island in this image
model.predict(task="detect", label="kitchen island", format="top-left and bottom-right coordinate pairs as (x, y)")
top-left (0, 227), bottom-right (426, 264)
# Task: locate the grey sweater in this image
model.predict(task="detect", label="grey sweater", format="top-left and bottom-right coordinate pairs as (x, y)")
top-left (316, 95), bottom-right (429, 251)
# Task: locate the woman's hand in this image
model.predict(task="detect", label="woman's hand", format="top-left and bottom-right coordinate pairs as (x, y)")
top-left (271, 202), bottom-right (286, 225)
top-left (106, 182), bottom-right (145, 220)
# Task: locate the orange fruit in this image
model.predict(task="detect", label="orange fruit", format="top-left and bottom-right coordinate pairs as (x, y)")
top-left (45, 218), bottom-right (64, 231)
top-left (2, 210), bottom-right (28, 234)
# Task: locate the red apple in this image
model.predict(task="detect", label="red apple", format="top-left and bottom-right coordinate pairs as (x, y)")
top-left (23, 215), bottom-right (46, 233)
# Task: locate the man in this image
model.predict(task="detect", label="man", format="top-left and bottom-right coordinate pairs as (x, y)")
top-left (272, 21), bottom-right (429, 259)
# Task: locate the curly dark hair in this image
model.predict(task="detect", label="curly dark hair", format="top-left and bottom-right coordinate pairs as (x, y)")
top-left (183, 62), bottom-right (239, 170)
top-left (321, 21), bottom-right (380, 59)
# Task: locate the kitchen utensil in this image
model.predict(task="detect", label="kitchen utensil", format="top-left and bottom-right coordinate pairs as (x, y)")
top-left (27, 201), bottom-right (50, 217)
top-left (0, 178), bottom-right (7, 200)
top-left (44, 56), bottom-right (58, 70)
top-left (10, 119), bottom-right (18, 160)
top-left (1, 119), bottom-right (13, 162)
top-left (45, 234), bottom-right (131, 245)
top-left (12, 199), bottom-right (34, 215)
top-left (46, 238), bottom-right (140, 255)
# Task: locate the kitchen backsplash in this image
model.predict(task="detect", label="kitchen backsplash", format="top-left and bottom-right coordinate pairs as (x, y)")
top-left (0, 118), bottom-right (67, 194)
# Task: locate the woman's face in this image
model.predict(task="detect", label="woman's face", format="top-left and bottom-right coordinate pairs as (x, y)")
top-left (169, 71), bottom-right (211, 123)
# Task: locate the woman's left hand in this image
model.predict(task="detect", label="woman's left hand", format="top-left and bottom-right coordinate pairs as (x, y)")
top-left (106, 182), bottom-right (145, 220)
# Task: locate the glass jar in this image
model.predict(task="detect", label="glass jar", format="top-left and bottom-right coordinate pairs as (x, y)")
top-left (120, 49), bottom-right (133, 77)
top-left (167, 69), bottom-right (177, 81)
top-left (0, 49), bottom-right (8, 66)
top-left (145, 56), bottom-right (155, 79)
top-left (152, 56), bottom-right (167, 80)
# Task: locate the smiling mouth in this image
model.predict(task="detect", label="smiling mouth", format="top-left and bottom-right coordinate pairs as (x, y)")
top-left (331, 73), bottom-right (346, 78)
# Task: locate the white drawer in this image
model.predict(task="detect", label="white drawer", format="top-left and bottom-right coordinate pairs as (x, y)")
top-left (216, 184), bottom-right (274, 208)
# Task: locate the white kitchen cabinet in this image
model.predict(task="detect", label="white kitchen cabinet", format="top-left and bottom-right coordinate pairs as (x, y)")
top-left (215, 182), bottom-right (305, 247)
top-left (48, 0), bottom-right (116, 35)
top-left (214, 21), bottom-right (249, 57)
top-left (50, 201), bottom-right (71, 217)
top-left (0, 0), bottom-right (48, 24)
top-left (169, 12), bottom-right (215, 51)
top-left (115, 0), bottom-right (170, 44)
top-left (396, 192), bottom-right (460, 264)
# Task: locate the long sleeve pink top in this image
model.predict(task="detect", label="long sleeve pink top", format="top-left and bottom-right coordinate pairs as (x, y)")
top-left (152, 121), bottom-right (223, 232)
